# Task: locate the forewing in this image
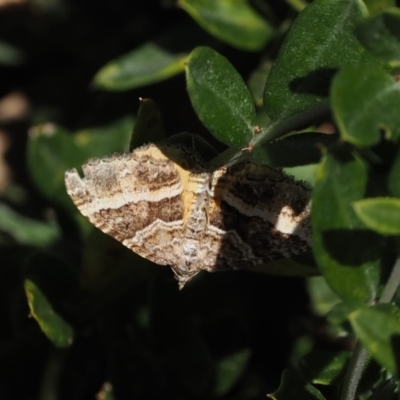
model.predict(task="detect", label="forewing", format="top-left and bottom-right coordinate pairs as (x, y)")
top-left (64, 143), bottom-right (186, 266)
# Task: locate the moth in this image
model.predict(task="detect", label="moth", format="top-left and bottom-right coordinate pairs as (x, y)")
top-left (65, 142), bottom-right (312, 288)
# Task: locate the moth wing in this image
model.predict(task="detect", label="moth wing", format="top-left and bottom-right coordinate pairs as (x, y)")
top-left (205, 162), bottom-right (311, 269)
top-left (64, 143), bottom-right (186, 266)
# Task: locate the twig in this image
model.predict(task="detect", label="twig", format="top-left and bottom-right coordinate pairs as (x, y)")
top-left (340, 254), bottom-right (400, 400)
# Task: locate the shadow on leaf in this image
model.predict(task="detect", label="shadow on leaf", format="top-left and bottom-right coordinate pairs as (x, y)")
top-left (322, 229), bottom-right (382, 266)
top-left (289, 68), bottom-right (337, 97)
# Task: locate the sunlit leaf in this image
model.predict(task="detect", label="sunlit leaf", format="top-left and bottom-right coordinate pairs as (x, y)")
top-left (268, 369), bottom-right (326, 400)
top-left (332, 65), bottom-right (400, 146)
top-left (299, 350), bottom-right (349, 386)
top-left (353, 197), bottom-right (400, 235)
top-left (349, 305), bottom-right (400, 375)
top-left (312, 148), bottom-right (382, 302)
top-left (0, 203), bottom-right (60, 247)
top-left (25, 279), bottom-right (74, 348)
top-left (264, 0), bottom-right (381, 123)
top-left (186, 46), bottom-right (256, 148)
top-left (179, 0), bottom-right (273, 51)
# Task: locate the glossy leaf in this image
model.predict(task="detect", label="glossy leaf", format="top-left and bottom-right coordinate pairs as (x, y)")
top-left (356, 8), bottom-right (400, 62)
top-left (25, 279), bottom-right (74, 348)
top-left (186, 46), bottom-right (256, 148)
top-left (349, 305), bottom-right (400, 375)
top-left (268, 369), bottom-right (326, 400)
top-left (312, 148), bottom-right (382, 302)
top-left (264, 0), bottom-right (381, 123)
top-left (93, 38), bottom-right (187, 90)
top-left (93, 22), bottom-right (221, 91)
top-left (299, 350), bottom-right (349, 386)
top-left (214, 349), bottom-right (251, 395)
top-left (353, 197), bottom-right (400, 235)
top-left (331, 65), bottom-right (400, 146)
top-left (178, 0), bottom-right (272, 51)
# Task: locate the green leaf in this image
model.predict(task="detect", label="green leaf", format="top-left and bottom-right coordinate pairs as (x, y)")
top-left (388, 146), bottom-right (400, 196)
top-left (25, 279), bottom-right (74, 348)
top-left (28, 117), bottom-right (132, 210)
top-left (248, 59), bottom-right (272, 107)
top-left (178, 0), bottom-right (273, 51)
top-left (331, 65), bottom-right (400, 146)
top-left (264, 0), bottom-right (381, 123)
top-left (349, 305), bottom-right (400, 375)
top-left (284, 164), bottom-right (319, 189)
top-left (250, 133), bottom-right (338, 167)
top-left (129, 98), bottom-right (165, 151)
top-left (268, 369), bottom-right (326, 400)
top-left (214, 349), bottom-right (251, 395)
top-left (327, 301), bottom-right (361, 328)
top-left (353, 197), bottom-right (400, 235)
top-left (312, 148), bottom-right (382, 302)
top-left (93, 22), bottom-right (222, 91)
top-left (363, 0), bottom-right (396, 16)
top-left (28, 124), bottom-right (86, 210)
top-left (186, 46), bottom-right (256, 148)
top-left (299, 350), bottom-right (349, 386)
top-left (0, 203), bottom-right (60, 247)
top-left (307, 276), bottom-right (341, 316)
top-left (73, 116), bottom-right (133, 157)
top-left (94, 43), bottom-right (186, 91)
top-left (356, 8), bottom-right (400, 62)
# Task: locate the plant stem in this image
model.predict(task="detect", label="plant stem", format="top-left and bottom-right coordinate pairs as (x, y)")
top-left (378, 255), bottom-right (400, 305)
top-left (340, 254), bottom-right (400, 400)
top-left (209, 102), bottom-right (331, 169)
top-left (340, 343), bottom-right (369, 400)
top-left (252, 102), bottom-right (331, 147)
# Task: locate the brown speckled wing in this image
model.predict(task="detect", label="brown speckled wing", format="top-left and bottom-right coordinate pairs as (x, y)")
top-left (205, 161), bottom-right (312, 271)
top-left (64, 143), bottom-right (188, 267)
top-left (65, 142), bottom-right (312, 288)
